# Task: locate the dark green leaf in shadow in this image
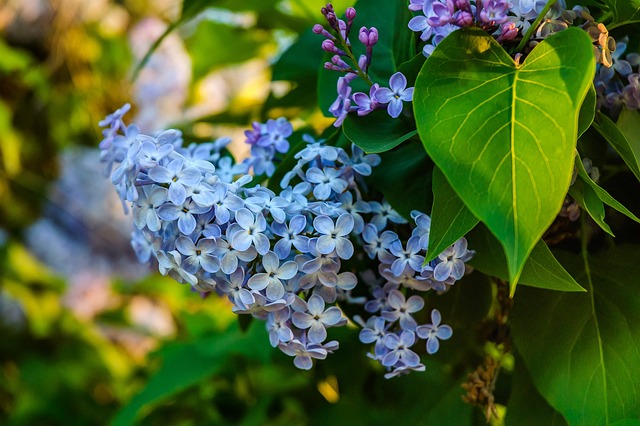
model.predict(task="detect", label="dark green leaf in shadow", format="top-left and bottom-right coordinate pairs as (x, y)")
top-left (593, 111), bottom-right (640, 184)
top-left (392, 4), bottom-right (416, 65)
top-left (505, 353), bottom-right (569, 426)
top-left (430, 271), bottom-right (492, 366)
top-left (578, 84), bottom-right (596, 138)
top-left (576, 153), bottom-right (640, 223)
top-left (272, 29), bottom-right (323, 81)
top-left (343, 109), bottom-right (417, 153)
top-left (616, 107), bottom-right (640, 163)
top-left (426, 167), bottom-right (479, 262)
top-left (511, 246), bottom-right (640, 424)
top-left (466, 225), bottom-right (585, 292)
top-left (569, 178), bottom-right (614, 236)
top-left (602, 0), bottom-right (640, 27)
top-left (398, 52), bottom-right (427, 85)
top-left (368, 141), bottom-right (433, 218)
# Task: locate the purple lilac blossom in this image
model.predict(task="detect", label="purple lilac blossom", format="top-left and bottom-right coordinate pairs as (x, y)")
top-left (374, 72), bottom-right (414, 118)
top-left (99, 93), bottom-right (474, 376)
top-left (416, 309), bottom-right (453, 354)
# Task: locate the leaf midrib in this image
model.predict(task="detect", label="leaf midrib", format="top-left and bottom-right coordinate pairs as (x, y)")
top-left (581, 226), bottom-right (609, 424)
top-left (510, 67), bottom-right (520, 284)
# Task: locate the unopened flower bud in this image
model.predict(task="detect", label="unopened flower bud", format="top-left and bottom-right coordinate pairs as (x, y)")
top-left (454, 11), bottom-right (474, 27)
top-left (322, 39), bottom-right (336, 51)
top-left (358, 27), bottom-right (368, 45)
top-left (313, 24), bottom-right (324, 34)
top-left (454, 0), bottom-right (472, 12)
top-left (368, 27), bottom-right (378, 45)
top-left (358, 27), bottom-right (378, 47)
top-left (496, 22), bottom-right (518, 42)
top-left (346, 7), bottom-right (356, 20)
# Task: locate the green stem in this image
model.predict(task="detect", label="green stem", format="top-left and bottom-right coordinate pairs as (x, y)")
top-left (335, 32), bottom-right (374, 86)
top-left (515, 0), bottom-right (558, 53)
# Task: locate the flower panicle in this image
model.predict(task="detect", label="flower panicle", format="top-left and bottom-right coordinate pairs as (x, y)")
top-left (98, 105), bottom-right (476, 377)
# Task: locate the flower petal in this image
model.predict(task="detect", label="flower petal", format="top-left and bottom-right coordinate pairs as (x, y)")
top-left (389, 72), bottom-right (407, 92)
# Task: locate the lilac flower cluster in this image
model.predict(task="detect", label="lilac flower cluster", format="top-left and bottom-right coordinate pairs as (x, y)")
top-left (314, 4), bottom-right (414, 125)
top-left (408, 0), bottom-right (581, 57)
top-left (355, 212), bottom-right (474, 378)
top-left (99, 106), bottom-right (475, 376)
top-left (243, 117), bottom-right (293, 177)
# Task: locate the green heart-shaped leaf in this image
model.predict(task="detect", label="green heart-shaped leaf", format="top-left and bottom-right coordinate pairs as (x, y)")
top-left (414, 27), bottom-right (595, 287)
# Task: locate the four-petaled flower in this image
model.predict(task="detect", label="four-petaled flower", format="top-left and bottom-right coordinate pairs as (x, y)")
top-left (382, 330), bottom-right (421, 368)
top-left (313, 214), bottom-right (355, 259)
top-left (374, 72), bottom-right (414, 118)
top-left (292, 294), bottom-right (343, 344)
top-left (306, 167), bottom-right (349, 200)
top-left (433, 238), bottom-right (474, 281)
top-left (248, 251), bottom-right (298, 301)
top-left (416, 309), bottom-right (453, 354)
top-left (278, 339), bottom-right (327, 370)
top-left (230, 208), bottom-right (270, 255)
top-left (381, 289), bottom-right (425, 331)
top-left (148, 158), bottom-right (202, 206)
top-left (175, 236), bottom-right (219, 274)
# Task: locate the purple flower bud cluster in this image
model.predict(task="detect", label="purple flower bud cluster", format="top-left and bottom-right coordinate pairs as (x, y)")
top-left (409, 0), bottom-right (518, 57)
top-left (98, 106), bottom-right (475, 375)
top-left (315, 4), bottom-right (415, 125)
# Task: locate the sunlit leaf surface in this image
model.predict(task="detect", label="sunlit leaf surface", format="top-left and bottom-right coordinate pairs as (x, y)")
top-left (415, 27), bottom-right (595, 288)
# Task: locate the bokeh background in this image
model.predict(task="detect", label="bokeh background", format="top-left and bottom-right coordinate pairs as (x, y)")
top-left (0, 0), bottom-right (484, 424)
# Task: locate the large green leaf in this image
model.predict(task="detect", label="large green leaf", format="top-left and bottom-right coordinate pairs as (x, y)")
top-left (511, 246), bottom-right (640, 424)
top-left (426, 167), bottom-right (479, 262)
top-left (466, 225), bottom-right (585, 293)
top-left (603, 0), bottom-right (640, 27)
top-left (593, 111), bottom-right (640, 184)
top-left (414, 27), bottom-right (595, 286)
